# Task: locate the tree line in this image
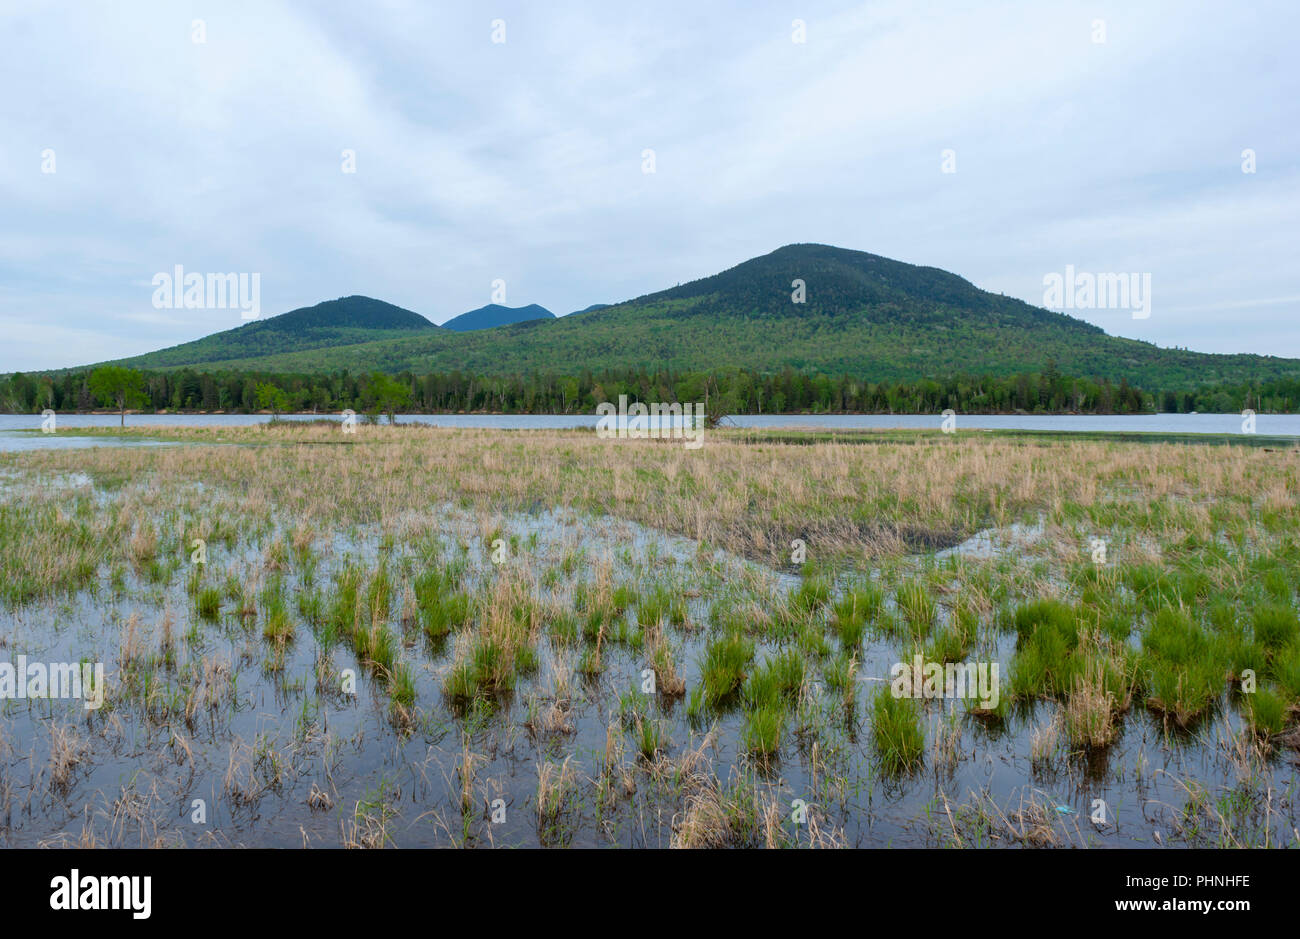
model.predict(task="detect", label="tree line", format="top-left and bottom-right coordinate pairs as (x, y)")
top-left (2, 362), bottom-right (1298, 419)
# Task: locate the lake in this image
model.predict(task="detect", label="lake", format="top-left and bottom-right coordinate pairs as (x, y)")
top-left (0, 411), bottom-right (1295, 451)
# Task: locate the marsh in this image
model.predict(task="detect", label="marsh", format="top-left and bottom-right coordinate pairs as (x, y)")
top-left (0, 422), bottom-right (1296, 848)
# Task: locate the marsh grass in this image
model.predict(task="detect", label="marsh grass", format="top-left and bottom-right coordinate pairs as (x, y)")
top-left (636, 585), bottom-right (687, 630)
top-left (1062, 660), bottom-right (1119, 749)
top-left (895, 579), bottom-right (936, 639)
top-left (5, 423), bottom-right (1300, 847)
top-left (1141, 607), bottom-right (1229, 727)
top-left (196, 586), bottom-right (221, 621)
top-left (700, 634), bottom-right (754, 706)
top-left (822, 652), bottom-right (859, 710)
top-left (647, 628), bottom-right (686, 696)
top-left (1244, 686), bottom-right (1289, 737)
top-left (742, 706), bottom-right (785, 759)
top-left (831, 584), bottom-right (880, 649)
top-left (871, 686), bottom-right (924, 773)
top-left (536, 757), bottom-right (577, 845)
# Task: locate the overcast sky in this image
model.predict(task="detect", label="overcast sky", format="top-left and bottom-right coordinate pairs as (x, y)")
top-left (1, 0), bottom-right (1296, 372)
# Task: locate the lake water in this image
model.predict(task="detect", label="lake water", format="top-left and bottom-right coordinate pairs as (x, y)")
top-left (0, 411), bottom-right (1295, 451)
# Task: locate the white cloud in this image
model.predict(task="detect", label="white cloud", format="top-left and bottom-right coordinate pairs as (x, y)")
top-left (0, 0), bottom-right (1296, 370)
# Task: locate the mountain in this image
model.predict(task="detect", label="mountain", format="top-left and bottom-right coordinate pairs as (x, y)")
top-left (97, 245), bottom-right (1300, 389)
top-left (440, 303), bottom-right (554, 331)
top-left (572, 303), bottom-right (609, 315)
top-left (113, 296), bottom-right (436, 369)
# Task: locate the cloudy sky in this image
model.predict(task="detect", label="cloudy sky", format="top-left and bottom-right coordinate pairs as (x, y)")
top-left (1, 0), bottom-right (1296, 372)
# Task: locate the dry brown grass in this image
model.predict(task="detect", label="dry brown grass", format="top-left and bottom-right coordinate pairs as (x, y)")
top-left (672, 780), bottom-right (734, 848)
top-left (943, 786), bottom-right (1089, 848)
top-left (457, 738), bottom-right (484, 814)
top-left (1063, 660), bottom-right (1119, 749)
top-left (307, 782), bottom-right (334, 812)
top-left (536, 756), bottom-right (576, 827)
top-left (669, 769), bottom-right (837, 848)
top-left (1030, 713), bottom-right (1060, 766)
top-left (48, 723), bottom-right (89, 793)
top-left (119, 612), bottom-right (143, 666)
top-left (601, 722), bottom-right (637, 798)
top-left (11, 425), bottom-right (1293, 574)
top-left (646, 623), bottom-right (686, 696)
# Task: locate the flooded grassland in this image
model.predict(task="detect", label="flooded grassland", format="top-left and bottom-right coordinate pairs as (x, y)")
top-left (0, 423), bottom-right (1297, 848)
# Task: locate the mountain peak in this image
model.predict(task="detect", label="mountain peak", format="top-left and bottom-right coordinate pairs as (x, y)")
top-left (91, 244), bottom-right (1297, 391)
top-left (264, 296), bottom-right (434, 332)
top-left (105, 295), bottom-right (434, 370)
top-left (625, 243), bottom-right (1094, 333)
top-left (441, 303), bottom-right (555, 331)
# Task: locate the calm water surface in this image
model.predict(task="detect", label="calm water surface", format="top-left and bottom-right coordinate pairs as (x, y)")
top-left (0, 412), bottom-right (1295, 451)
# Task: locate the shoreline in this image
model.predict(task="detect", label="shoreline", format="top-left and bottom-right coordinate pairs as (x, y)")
top-left (0, 408), bottom-right (1290, 418)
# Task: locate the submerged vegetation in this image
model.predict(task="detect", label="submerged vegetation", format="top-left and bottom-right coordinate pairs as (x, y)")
top-left (0, 422), bottom-right (1298, 847)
